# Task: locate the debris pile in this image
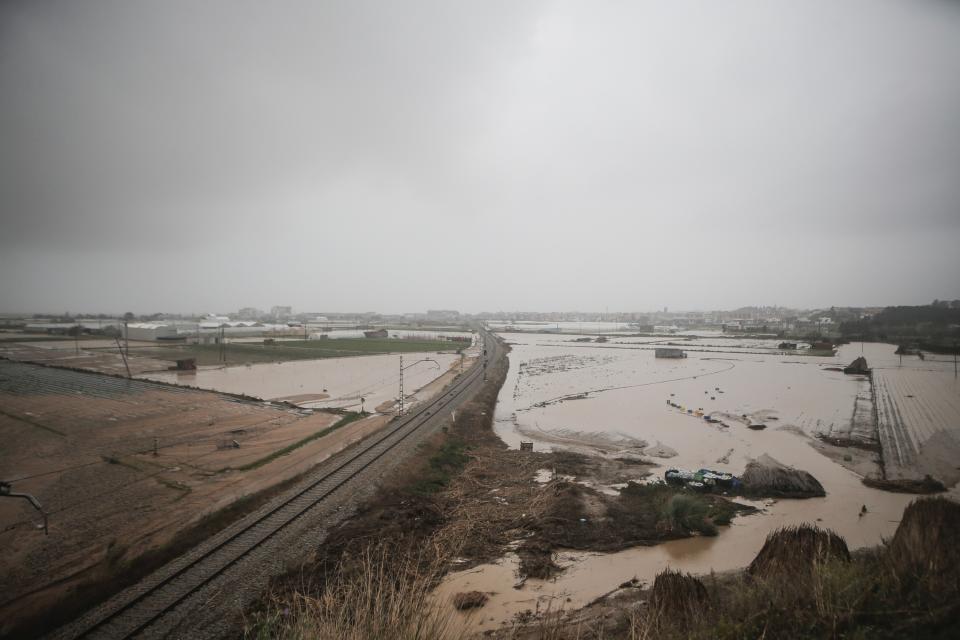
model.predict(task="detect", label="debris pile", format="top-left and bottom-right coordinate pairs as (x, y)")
top-left (843, 356), bottom-right (870, 375)
top-left (741, 454), bottom-right (825, 498)
top-left (664, 468), bottom-right (738, 493)
top-left (452, 591), bottom-right (489, 610)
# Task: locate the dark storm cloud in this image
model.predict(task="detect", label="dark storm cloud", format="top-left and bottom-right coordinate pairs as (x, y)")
top-left (1, 0), bottom-right (959, 313)
top-left (0, 1), bottom-right (539, 248)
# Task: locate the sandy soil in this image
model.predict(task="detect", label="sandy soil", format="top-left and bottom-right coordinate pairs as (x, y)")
top-left (0, 340), bottom-right (177, 376)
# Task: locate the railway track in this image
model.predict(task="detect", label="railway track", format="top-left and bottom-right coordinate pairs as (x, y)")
top-left (49, 329), bottom-right (499, 640)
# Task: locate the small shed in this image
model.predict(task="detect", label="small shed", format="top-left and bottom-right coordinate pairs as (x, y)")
top-left (655, 348), bottom-right (687, 359)
top-left (172, 358), bottom-right (196, 371)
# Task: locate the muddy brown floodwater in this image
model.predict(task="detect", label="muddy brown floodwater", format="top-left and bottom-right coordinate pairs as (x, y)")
top-left (435, 332), bottom-right (960, 633)
top-left (143, 352), bottom-right (461, 412)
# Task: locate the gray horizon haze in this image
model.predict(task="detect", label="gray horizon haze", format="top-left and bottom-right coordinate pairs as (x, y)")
top-left (2, 0), bottom-right (959, 315)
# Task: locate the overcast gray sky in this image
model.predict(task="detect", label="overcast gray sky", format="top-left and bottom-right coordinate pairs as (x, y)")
top-left (2, 0), bottom-right (959, 315)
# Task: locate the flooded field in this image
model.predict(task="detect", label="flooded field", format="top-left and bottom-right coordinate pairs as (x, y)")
top-left (231, 329), bottom-right (472, 342)
top-left (436, 332), bottom-right (960, 632)
top-left (142, 351), bottom-right (463, 412)
top-left (486, 321), bottom-right (635, 334)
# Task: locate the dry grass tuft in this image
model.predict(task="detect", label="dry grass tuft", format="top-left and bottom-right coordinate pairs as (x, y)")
top-left (748, 524), bottom-right (850, 578)
top-left (889, 496), bottom-right (960, 591)
top-left (650, 569), bottom-right (707, 618)
top-left (246, 540), bottom-right (465, 640)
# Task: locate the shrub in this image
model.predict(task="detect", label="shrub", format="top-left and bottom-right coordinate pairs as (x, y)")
top-left (663, 494), bottom-right (717, 536)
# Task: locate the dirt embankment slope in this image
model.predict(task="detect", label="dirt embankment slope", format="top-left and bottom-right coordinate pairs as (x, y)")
top-left (0, 361), bottom-right (393, 639)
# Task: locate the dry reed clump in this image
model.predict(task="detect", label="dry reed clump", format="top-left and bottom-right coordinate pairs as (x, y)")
top-left (452, 591), bottom-right (488, 610)
top-left (748, 525), bottom-right (850, 579)
top-left (741, 454), bottom-right (825, 498)
top-left (888, 496), bottom-right (960, 590)
top-left (650, 569), bottom-right (708, 617)
top-left (246, 540), bottom-right (465, 640)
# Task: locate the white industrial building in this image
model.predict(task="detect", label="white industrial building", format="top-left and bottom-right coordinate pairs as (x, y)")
top-left (122, 323), bottom-right (179, 341)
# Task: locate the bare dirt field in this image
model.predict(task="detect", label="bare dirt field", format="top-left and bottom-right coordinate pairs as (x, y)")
top-left (0, 360), bottom-right (396, 636)
top-left (0, 340), bottom-right (172, 376)
top-left (873, 367), bottom-right (960, 485)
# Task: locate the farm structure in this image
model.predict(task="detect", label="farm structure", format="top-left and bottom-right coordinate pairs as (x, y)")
top-left (655, 348), bottom-right (687, 359)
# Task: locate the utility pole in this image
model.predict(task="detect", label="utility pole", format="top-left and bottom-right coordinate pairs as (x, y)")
top-left (398, 355), bottom-right (404, 416)
top-left (397, 356), bottom-right (439, 417)
top-left (115, 337), bottom-right (132, 378)
top-left (220, 325), bottom-right (226, 363)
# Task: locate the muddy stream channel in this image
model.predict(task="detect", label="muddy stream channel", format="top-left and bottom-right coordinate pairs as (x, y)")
top-left (436, 331), bottom-right (960, 632)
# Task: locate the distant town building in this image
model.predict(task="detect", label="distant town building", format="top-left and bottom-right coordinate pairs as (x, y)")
top-left (123, 323), bottom-right (179, 341)
top-left (653, 325), bottom-right (680, 334)
top-left (271, 306), bottom-right (292, 320)
top-left (426, 309), bottom-right (461, 322)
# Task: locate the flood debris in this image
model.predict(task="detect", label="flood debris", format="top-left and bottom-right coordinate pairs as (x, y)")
top-left (843, 356), bottom-right (870, 375)
top-left (664, 467), bottom-right (738, 493)
top-left (518, 540), bottom-right (561, 579)
top-left (740, 454), bottom-right (825, 498)
top-left (452, 590), bottom-right (489, 610)
top-left (747, 525), bottom-right (850, 578)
